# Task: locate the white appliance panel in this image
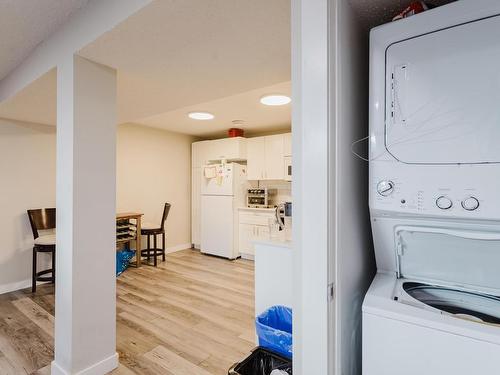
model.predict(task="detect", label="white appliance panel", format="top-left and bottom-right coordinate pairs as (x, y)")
top-left (366, 4), bottom-right (500, 375)
top-left (201, 164), bottom-right (235, 196)
top-left (385, 15), bottom-right (500, 165)
top-left (200, 195), bottom-right (235, 259)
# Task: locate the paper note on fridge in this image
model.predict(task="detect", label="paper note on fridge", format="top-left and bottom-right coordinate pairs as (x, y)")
top-left (204, 166), bottom-right (217, 179)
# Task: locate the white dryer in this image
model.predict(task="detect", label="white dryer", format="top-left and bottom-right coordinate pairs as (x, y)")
top-left (364, 1), bottom-right (500, 374)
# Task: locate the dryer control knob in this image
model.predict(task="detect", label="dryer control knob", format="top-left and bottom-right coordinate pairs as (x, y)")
top-left (462, 197), bottom-right (479, 211)
top-left (436, 196), bottom-right (453, 210)
top-left (377, 180), bottom-right (394, 197)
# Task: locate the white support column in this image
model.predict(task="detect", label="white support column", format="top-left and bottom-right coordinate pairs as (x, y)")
top-left (52, 55), bottom-right (117, 375)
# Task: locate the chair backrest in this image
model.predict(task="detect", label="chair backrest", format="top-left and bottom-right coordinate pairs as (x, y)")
top-left (160, 203), bottom-right (171, 230)
top-left (27, 208), bottom-right (56, 239)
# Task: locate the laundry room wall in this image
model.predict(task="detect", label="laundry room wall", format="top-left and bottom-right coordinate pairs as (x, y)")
top-left (331, 1), bottom-right (376, 374)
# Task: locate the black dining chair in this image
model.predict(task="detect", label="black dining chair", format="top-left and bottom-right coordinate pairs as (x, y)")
top-left (27, 208), bottom-right (56, 292)
top-left (141, 203), bottom-right (171, 267)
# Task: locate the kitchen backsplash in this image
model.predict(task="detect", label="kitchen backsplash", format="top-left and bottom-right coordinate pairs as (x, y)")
top-left (250, 180), bottom-right (292, 204)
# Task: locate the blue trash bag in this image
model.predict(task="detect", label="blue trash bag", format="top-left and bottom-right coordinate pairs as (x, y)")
top-left (255, 305), bottom-right (292, 359)
top-left (116, 249), bottom-right (135, 276)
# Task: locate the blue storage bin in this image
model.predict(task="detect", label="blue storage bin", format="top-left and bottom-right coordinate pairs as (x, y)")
top-left (255, 305), bottom-right (292, 358)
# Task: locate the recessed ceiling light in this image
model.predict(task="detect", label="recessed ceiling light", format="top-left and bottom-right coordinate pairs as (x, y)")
top-left (188, 111), bottom-right (214, 120)
top-left (260, 94), bottom-right (291, 106)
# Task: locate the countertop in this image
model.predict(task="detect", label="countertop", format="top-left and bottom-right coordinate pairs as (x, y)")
top-left (238, 207), bottom-right (276, 213)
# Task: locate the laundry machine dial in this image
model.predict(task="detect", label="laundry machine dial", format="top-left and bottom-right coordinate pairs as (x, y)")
top-left (436, 196), bottom-right (453, 210)
top-left (377, 180), bottom-right (394, 196)
top-left (462, 197), bottom-right (479, 211)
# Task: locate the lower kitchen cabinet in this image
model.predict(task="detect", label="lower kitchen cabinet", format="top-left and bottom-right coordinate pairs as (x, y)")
top-left (238, 209), bottom-right (276, 259)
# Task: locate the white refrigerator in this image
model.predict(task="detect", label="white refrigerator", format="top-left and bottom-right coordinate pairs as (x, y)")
top-left (200, 163), bottom-right (249, 259)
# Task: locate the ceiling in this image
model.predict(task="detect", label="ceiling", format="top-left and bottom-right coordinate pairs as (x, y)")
top-left (0, 0), bottom-right (89, 81)
top-left (0, 0), bottom-right (291, 137)
top-left (79, 0), bottom-right (291, 128)
top-left (140, 81), bottom-right (291, 138)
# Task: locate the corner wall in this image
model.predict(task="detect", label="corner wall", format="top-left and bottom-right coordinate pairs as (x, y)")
top-left (116, 123), bottom-right (195, 252)
top-left (0, 118), bottom-right (56, 294)
top-left (332, 1), bottom-right (376, 374)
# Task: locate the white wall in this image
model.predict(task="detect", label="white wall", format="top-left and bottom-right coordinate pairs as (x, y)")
top-left (0, 118), bottom-right (56, 294)
top-left (291, 0), bottom-right (330, 373)
top-left (332, 1), bottom-right (376, 374)
top-left (116, 123), bottom-right (194, 252)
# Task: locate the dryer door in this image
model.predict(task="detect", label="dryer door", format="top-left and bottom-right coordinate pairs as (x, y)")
top-left (385, 15), bottom-right (500, 164)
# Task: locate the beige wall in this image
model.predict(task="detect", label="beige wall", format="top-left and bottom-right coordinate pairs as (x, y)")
top-left (0, 118), bottom-right (56, 293)
top-left (0, 120), bottom-right (193, 294)
top-left (116, 123), bottom-right (194, 252)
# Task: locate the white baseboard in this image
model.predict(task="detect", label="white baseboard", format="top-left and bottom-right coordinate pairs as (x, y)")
top-left (0, 279), bottom-right (31, 295)
top-left (51, 352), bottom-right (118, 375)
top-left (240, 253), bottom-right (255, 261)
top-left (166, 243), bottom-right (192, 253)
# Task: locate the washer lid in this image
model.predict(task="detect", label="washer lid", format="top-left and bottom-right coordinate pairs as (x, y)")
top-left (385, 15), bottom-right (500, 165)
top-left (395, 226), bottom-right (500, 295)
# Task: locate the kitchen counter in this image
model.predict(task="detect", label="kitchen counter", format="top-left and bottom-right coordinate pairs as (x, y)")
top-left (254, 241), bottom-right (293, 322)
top-left (253, 238), bottom-right (292, 248)
top-left (238, 206), bottom-right (276, 212)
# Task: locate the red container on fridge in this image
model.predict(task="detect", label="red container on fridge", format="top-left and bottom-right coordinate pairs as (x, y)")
top-left (393, 1), bottom-right (429, 21)
top-left (228, 128), bottom-right (244, 137)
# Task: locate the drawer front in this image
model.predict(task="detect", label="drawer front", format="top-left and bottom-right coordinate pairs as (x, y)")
top-left (239, 212), bottom-right (275, 226)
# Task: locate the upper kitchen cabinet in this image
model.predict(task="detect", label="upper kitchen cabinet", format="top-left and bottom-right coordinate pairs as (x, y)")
top-left (192, 140), bottom-right (211, 168)
top-left (192, 137), bottom-right (247, 167)
top-left (283, 132), bottom-right (292, 156)
top-left (207, 137), bottom-right (247, 162)
top-left (247, 134), bottom-right (288, 180)
top-left (247, 137), bottom-right (266, 180)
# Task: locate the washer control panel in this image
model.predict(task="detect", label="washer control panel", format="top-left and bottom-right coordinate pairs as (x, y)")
top-left (461, 196), bottom-right (480, 211)
top-left (436, 196), bottom-right (453, 210)
top-left (370, 163), bottom-right (499, 220)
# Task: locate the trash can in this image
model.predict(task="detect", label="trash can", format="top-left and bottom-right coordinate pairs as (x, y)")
top-left (228, 347), bottom-right (292, 375)
top-left (255, 305), bottom-right (292, 359)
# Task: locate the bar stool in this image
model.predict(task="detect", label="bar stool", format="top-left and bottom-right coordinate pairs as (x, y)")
top-left (141, 203), bottom-right (171, 267)
top-left (27, 208), bottom-right (56, 293)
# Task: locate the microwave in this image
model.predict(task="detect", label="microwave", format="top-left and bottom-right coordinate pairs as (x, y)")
top-left (284, 156), bottom-right (292, 181)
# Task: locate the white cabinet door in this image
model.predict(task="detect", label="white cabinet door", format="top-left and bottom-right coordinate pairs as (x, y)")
top-left (264, 134), bottom-right (285, 180)
top-left (192, 141), bottom-right (211, 168)
top-left (206, 137), bottom-right (247, 162)
top-left (256, 225), bottom-right (270, 241)
top-left (239, 223), bottom-right (255, 256)
top-left (283, 132), bottom-right (292, 156)
top-left (191, 168), bottom-right (201, 247)
top-left (247, 137), bottom-right (266, 180)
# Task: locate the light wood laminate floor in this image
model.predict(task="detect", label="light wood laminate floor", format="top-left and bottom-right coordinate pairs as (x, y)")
top-left (0, 249), bottom-right (255, 374)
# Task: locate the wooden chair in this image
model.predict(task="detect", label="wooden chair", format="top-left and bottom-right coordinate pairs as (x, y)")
top-left (141, 203), bottom-right (171, 267)
top-left (27, 208), bottom-right (56, 293)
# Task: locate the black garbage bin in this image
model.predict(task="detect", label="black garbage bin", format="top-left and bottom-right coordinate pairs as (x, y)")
top-left (228, 347), bottom-right (292, 375)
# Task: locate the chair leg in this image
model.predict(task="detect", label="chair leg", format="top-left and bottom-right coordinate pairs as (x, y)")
top-left (32, 248), bottom-right (37, 293)
top-left (147, 234), bottom-right (151, 263)
top-left (52, 249), bottom-right (56, 284)
top-left (153, 234), bottom-right (158, 267)
top-left (162, 232), bottom-right (166, 262)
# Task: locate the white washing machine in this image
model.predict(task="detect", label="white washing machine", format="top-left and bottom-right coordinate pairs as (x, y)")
top-left (363, 1), bottom-right (500, 374)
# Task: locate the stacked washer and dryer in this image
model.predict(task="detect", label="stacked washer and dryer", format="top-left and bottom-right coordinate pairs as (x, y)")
top-left (363, 1), bottom-right (500, 374)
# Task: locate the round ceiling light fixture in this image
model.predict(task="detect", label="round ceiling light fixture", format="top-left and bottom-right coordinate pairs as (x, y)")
top-left (188, 111), bottom-right (215, 120)
top-left (260, 94), bottom-right (291, 106)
